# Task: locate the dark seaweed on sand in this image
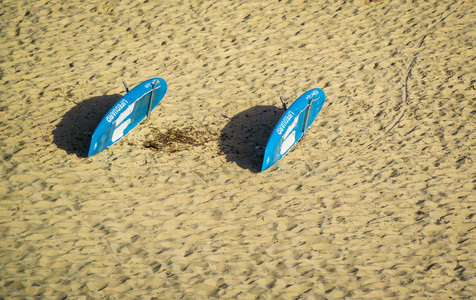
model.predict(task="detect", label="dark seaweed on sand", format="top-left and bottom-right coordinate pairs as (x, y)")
top-left (143, 126), bottom-right (213, 153)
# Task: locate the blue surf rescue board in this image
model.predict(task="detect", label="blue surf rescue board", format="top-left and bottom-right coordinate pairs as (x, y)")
top-left (88, 78), bottom-right (167, 157)
top-left (261, 88), bottom-right (325, 171)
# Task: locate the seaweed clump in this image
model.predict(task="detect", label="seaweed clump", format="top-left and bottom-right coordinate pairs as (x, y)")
top-left (143, 126), bottom-right (213, 153)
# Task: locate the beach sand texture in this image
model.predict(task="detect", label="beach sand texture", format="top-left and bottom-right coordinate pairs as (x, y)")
top-left (1, 0), bottom-right (475, 298)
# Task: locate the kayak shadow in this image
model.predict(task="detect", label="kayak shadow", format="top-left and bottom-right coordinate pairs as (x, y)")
top-left (53, 94), bottom-right (122, 157)
top-left (219, 105), bottom-right (283, 173)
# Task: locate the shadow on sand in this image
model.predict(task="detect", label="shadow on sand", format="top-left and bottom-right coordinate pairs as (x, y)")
top-left (53, 94), bottom-right (122, 157)
top-left (219, 105), bottom-right (284, 173)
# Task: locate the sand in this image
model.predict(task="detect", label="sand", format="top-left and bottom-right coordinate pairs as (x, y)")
top-left (1, 0), bottom-right (475, 298)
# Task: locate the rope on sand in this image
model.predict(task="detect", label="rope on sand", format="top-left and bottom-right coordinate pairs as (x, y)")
top-left (355, 7), bottom-right (458, 154)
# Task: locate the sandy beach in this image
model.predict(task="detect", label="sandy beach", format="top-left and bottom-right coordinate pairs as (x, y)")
top-left (1, 0), bottom-right (475, 298)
